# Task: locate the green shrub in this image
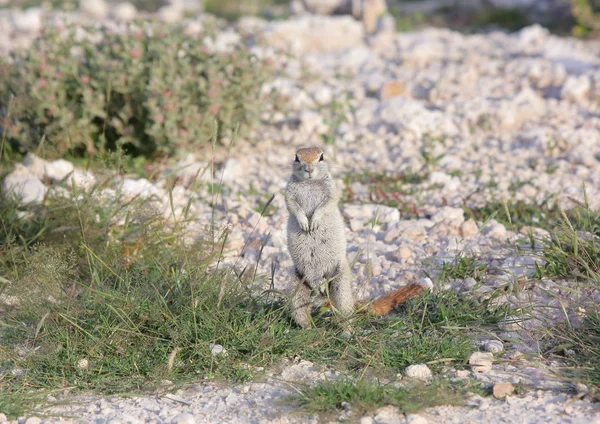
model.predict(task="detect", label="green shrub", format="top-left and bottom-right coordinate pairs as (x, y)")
top-left (571, 0), bottom-right (600, 36)
top-left (0, 21), bottom-right (275, 159)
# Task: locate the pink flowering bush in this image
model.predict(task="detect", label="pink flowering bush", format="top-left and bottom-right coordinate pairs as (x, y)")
top-left (0, 21), bottom-right (275, 158)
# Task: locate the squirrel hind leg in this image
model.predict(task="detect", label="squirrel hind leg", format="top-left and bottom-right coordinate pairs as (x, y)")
top-left (328, 267), bottom-right (354, 318)
top-left (291, 271), bottom-right (313, 329)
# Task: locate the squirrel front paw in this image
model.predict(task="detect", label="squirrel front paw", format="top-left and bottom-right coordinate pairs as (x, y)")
top-left (297, 214), bottom-right (310, 232)
top-left (310, 212), bottom-right (322, 232)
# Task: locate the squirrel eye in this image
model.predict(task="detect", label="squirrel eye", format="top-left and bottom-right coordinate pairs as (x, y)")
top-left (319, 153), bottom-right (324, 162)
top-left (294, 154), bottom-right (300, 163)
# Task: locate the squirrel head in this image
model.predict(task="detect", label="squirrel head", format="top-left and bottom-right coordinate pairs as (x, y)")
top-left (292, 147), bottom-right (328, 181)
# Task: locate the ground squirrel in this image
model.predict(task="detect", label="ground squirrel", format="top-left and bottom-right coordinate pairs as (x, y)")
top-left (285, 146), bottom-right (424, 328)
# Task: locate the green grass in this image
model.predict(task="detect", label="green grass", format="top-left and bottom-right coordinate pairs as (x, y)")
top-left (517, 195), bottom-right (600, 390)
top-left (289, 377), bottom-right (484, 417)
top-left (0, 180), bottom-right (513, 417)
top-left (343, 169), bottom-right (429, 218)
top-left (438, 255), bottom-right (488, 283)
top-left (463, 199), bottom-right (600, 234)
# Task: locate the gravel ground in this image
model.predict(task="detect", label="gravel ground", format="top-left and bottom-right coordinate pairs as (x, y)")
top-left (2, 4), bottom-right (600, 423)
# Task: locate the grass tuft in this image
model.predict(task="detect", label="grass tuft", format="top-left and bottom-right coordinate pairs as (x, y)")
top-left (0, 180), bottom-right (511, 416)
top-left (289, 377), bottom-right (482, 417)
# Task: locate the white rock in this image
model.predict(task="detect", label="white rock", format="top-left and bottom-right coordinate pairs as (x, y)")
top-left (171, 414), bottom-right (195, 424)
top-left (469, 352), bottom-right (493, 373)
top-left (460, 219), bottom-right (478, 237)
top-left (384, 220), bottom-right (427, 242)
top-left (561, 75), bottom-right (591, 102)
top-left (518, 24), bottom-right (549, 46)
top-left (24, 417), bottom-right (41, 424)
top-left (419, 277), bottom-right (434, 291)
top-left (484, 340), bottom-right (504, 354)
top-left (406, 414), bottom-right (429, 424)
top-left (23, 152), bottom-right (47, 179)
top-left (0, 413), bottom-right (7, 423)
top-left (375, 14), bottom-right (395, 34)
top-left (80, 0), bottom-right (108, 18)
top-left (343, 204), bottom-right (399, 224)
top-left (455, 369), bottom-right (471, 379)
top-left (2, 173), bottom-right (46, 205)
top-left (364, 2), bottom-right (387, 33)
top-left (68, 170), bottom-right (96, 190)
top-left (261, 16), bottom-right (365, 54)
top-left (12, 8), bottom-right (43, 33)
top-left (76, 358), bottom-right (89, 370)
top-left (429, 172), bottom-right (460, 192)
top-left (393, 246), bottom-right (412, 260)
top-left (373, 405), bottom-right (404, 424)
top-left (44, 159), bottom-right (75, 182)
top-left (497, 88), bottom-right (545, 131)
top-left (204, 30), bottom-right (242, 54)
top-left (209, 343), bottom-right (227, 357)
top-left (431, 207), bottom-right (464, 224)
top-left (483, 221), bottom-right (507, 240)
top-left (111, 2), bottom-right (137, 21)
top-left (220, 158), bottom-right (247, 182)
top-left (404, 364), bottom-right (432, 380)
top-left (493, 382), bottom-right (515, 398)
top-left (299, 109), bottom-right (326, 134)
top-left (116, 178), bottom-right (163, 199)
top-left (378, 98), bottom-right (458, 138)
top-left (158, 2), bottom-right (184, 23)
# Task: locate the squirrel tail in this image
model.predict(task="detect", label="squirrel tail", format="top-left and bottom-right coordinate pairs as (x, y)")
top-left (362, 283), bottom-right (425, 316)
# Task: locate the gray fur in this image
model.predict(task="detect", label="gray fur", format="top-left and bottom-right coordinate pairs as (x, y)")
top-left (285, 149), bottom-right (354, 328)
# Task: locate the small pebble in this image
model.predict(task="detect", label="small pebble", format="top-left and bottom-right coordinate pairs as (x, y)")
top-left (469, 352), bottom-right (493, 373)
top-left (171, 414), bottom-right (195, 424)
top-left (406, 414), bottom-right (429, 424)
top-left (493, 382), bottom-right (515, 398)
top-left (484, 340), bottom-right (504, 354)
top-left (405, 364), bottom-right (432, 380)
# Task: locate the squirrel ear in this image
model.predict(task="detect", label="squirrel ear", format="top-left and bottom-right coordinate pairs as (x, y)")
top-left (294, 154), bottom-right (300, 162)
top-left (319, 153), bottom-right (324, 162)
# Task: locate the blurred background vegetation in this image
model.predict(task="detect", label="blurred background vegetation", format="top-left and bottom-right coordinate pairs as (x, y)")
top-left (3, 0), bottom-right (599, 36)
top-left (0, 0), bottom-right (597, 163)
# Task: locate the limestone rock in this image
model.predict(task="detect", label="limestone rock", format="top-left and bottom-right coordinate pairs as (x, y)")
top-left (484, 340), bottom-right (504, 354)
top-left (12, 8), bottom-right (43, 33)
top-left (561, 75), bottom-right (591, 102)
top-left (493, 382), bottom-right (515, 398)
top-left (209, 343), bottom-right (228, 357)
top-left (379, 98), bottom-right (459, 138)
top-left (23, 152), bottom-right (46, 179)
top-left (261, 16), bottom-right (365, 54)
top-left (469, 352), bottom-right (493, 373)
top-left (406, 414), bottom-right (429, 424)
top-left (45, 159), bottom-right (75, 182)
top-left (405, 364), bottom-right (432, 380)
top-left (111, 2), bottom-right (137, 21)
top-left (380, 81), bottom-right (405, 101)
top-left (79, 0), bottom-right (108, 18)
top-left (171, 413), bottom-right (195, 424)
top-left (2, 167), bottom-right (46, 205)
top-left (461, 219), bottom-right (478, 237)
top-left (361, 0), bottom-right (387, 34)
top-left (115, 178), bottom-right (164, 199)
